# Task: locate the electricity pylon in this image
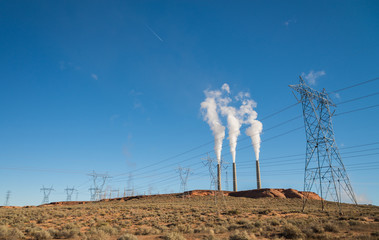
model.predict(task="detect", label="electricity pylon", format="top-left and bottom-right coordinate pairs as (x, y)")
top-left (88, 171), bottom-right (111, 201)
top-left (40, 186), bottom-right (54, 204)
top-left (222, 160), bottom-right (230, 191)
top-left (64, 187), bottom-right (76, 201)
top-left (176, 166), bottom-right (191, 193)
top-left (4, 191), bottom-right (11, 206)
top-left (89, 187), bottom-right (98, 201)
top-left (127, 173), bottom-right (134, 196)
top-left (202, 154), bottom-right (217, 191)
top-left (110, 189), bottom-right (119, 199)
top-left (290, 77), bottom-right (357, 212)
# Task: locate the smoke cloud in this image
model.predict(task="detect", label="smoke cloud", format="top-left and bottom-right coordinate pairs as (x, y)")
top-left (237, 92), bottom-right (263, 160)
top-left (246, 120), bottom-right (263, 160)
top-left (218, 84), bottom-right (242, 164)
top-left (201, 84), bottom-right (263, 163)
top-left (201, 88), bottom-right (226, 164)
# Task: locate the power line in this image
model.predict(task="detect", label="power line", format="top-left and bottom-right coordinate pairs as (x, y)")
top-left (337, 92), bottom-right (379, 105)
top-left (331, 77), bottom-right (379, 93)
top-left (112, 102), bottom-right (300, 178)
top-left (236, 144), bottom-right (379, 166)
top-left (3, 78), bottom-right (379, 203)
top-left (111, 115), bottom-right (304, 182)
top-left (1, 90), bottom-right (376, 182)
top-left (334, 104), bottom-right (379, 116)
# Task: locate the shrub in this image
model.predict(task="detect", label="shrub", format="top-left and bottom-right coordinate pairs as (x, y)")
top-left (118, 233), bottom-right (138, 240)
top-left (202, 229), bottom-right (216, 240)
top-left (98, 224), bottom-right (118, 235)
top-left (311, 224), bottom-right (324, 233)
top-left (254, 221), bottom-right (262, 228)
top-left (30, 228), bottom-right (52, 240)
top-left (324, 223), bottom-right (339, 233)
top-left (0, 226), bottom-right (8, 239)
top-left (135, 226), bottom-right (160, 235)
top-left (214, 225), bottom-right (228, 234)
top-left (86, 229), bottom-right (110, 240)
top-left (163, 232), bottom-right (186, 240)
top-left (47, 223), bottom-right (80, 239)
top-left (281, 224), bottom-right (304, 239)
top-left (229, 230), bottom-right (255, 240)
top-left (176, 224), bottom-right (193, 234)
top-left (227, 210), bottom-right (240, 215)
top-left (270, 219), bottom-right (280, 226)
top-left (8, 228), bottom-right (25, 240)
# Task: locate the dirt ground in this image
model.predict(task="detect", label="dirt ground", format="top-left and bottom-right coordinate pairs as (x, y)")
top-left (0, 189), bottom-right (378, 239)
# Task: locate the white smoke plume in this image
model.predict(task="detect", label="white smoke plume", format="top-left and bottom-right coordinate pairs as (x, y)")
top-left (201, 88), bottom-right (226, 164)
top-left (237, 92), bottom-right (263, 161)
top-left (201, 84), bottom-right (263, 163)
top-left (246, 120), bottom-right (263, 160)
top-left (218, 84), bottom-right (242, 164)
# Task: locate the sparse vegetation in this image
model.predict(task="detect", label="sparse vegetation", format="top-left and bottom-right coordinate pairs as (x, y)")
top-left (163, 232), bottom-right (186, 240)
top-left (117, 233), bottom-right (138, 240)
top-left (0, 194), bottom-right (378, 239)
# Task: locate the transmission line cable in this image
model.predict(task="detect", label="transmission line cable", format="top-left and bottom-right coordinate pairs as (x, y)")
top-left (331, 77), bottom-right (379, 93)
top-left (334, 104), bottom-right (379, 116)
top-left (112, 102), bottom-right (300, 178)
top-left (336, 92), bottom-right (379, 105)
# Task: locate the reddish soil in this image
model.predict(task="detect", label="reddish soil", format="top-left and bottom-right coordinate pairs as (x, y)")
top-left (36, 188), bottom-right (321, 207)
top-left (0, 188), bottom-right (321, 208)
top-left (228, 188), bottom-right (322, 200)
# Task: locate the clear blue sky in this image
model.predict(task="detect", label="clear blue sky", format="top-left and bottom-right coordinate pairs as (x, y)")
top-left (1, 1), bottom-right (378, 206)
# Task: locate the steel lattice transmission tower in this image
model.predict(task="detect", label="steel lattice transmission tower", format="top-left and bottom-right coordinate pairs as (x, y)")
top-left (64, 187), bottom-right (76, 201)
top-left (176, 166), bottom-right (191, 193)
top-left (222, 160), bottom-right (230, 191)
top-left (202, 154), bottom-right (217, 191)
top-left (290, 77), bottom-right (357, 212)
top-left (88, 171), bottom-right (111, 201)
top-left (40, 186), bottom-right (54, 204)
top-left (4, 191), bottom-right (11, 206)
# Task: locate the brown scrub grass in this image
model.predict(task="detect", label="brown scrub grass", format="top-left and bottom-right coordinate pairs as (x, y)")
top-left (0, 194), bottom-right (378, 239)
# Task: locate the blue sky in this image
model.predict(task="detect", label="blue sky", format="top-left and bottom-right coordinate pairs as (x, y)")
top-left (0, 1), bottom-right (378, 206)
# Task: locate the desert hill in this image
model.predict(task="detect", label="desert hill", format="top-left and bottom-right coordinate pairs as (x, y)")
top-left (0, 189), bottom-right (378, 240)
top-left (41, 188), bottom-right (321, 207)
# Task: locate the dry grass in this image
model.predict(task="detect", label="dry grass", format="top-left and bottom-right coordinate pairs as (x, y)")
top-left (0, 194), bottom-right (378, 239)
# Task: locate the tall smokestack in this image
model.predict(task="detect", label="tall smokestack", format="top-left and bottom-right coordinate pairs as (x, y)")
top-left (244, 103), bottom-right (263, 190)
top-left (217, 163), bottom-right (221, 191)
top-left (201, 87), bottom-right (226, 191)
top-left (233, 162), bottom-right (237, 191)
top-left (218, 84), bottom-right (242, 192)
top-left (256, 159), bottom-right (261, 189)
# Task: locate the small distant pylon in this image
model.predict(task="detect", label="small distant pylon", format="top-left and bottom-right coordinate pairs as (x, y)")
top-left (176, 166), bottom-right (192, 193)
top-left (4, 191), bottom-right (11, 206)
top-left (127, 173), bottom-right (134, 196)
top-left (110, 189), bottom-right (119, 199)
top-left (64, 187), bottom-right (76, 201)
top-left (222, 160), bottom-right (230, 191)
top-left (40, 186), bottom-right (54, 204)
top-left (202, 154), bottom-right (217, 191)
top-left (88, 171), bottom-right (111, 201)
top-left (89, 187), bottom-right (98, 201)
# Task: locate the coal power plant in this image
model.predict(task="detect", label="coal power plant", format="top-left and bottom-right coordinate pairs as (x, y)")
top-left (201, 83), bottom-right (263, 191)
